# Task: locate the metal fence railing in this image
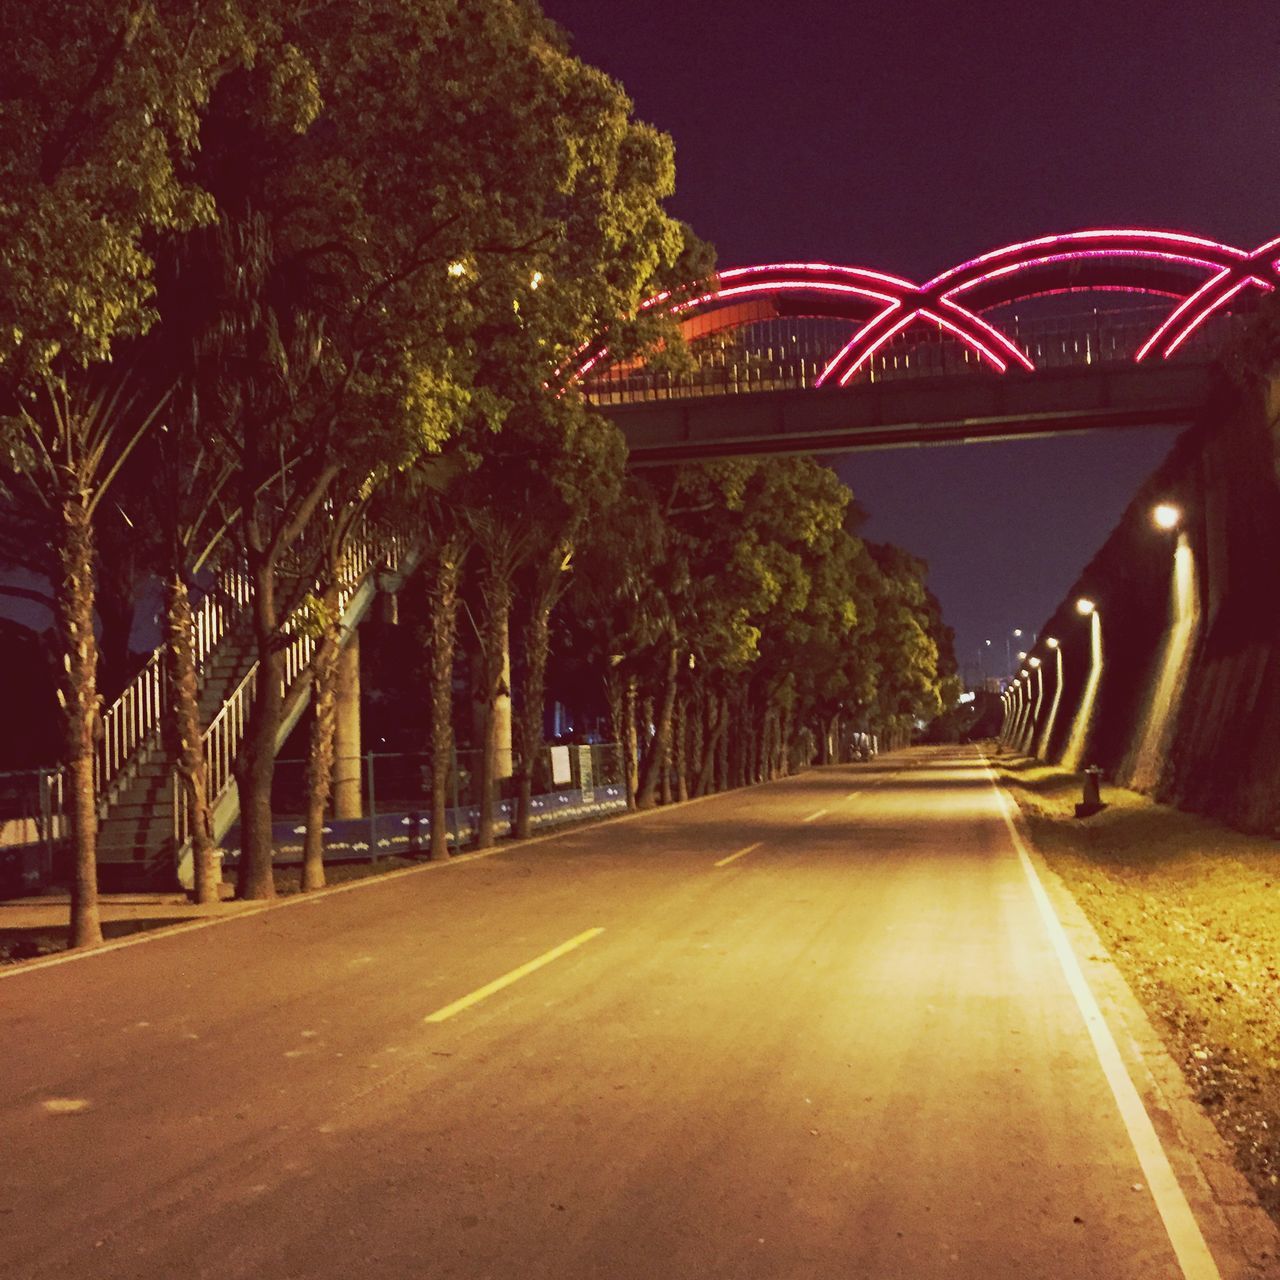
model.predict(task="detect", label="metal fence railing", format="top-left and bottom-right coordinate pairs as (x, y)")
top-left (582, 306), bottom-right (1243, 406)
top-left (0, 767), bottom-right (65, 896)
top-left (220, 743), bottom-right (626, 865)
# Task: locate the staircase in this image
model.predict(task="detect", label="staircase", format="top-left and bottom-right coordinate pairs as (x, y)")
top-left (95, 628), bottom-right (258, 889)
top-left (93, 527), bottom-right (416, 891)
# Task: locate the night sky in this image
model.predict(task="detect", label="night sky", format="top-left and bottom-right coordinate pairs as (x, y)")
top-left (541, 0), bottom-right (1280, 681)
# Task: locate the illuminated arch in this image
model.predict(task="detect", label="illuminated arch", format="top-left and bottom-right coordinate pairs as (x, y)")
top-left (568, 230), bottom-right (1280, 389)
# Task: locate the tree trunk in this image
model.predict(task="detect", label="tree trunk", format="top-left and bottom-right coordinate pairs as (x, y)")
top-left (234, 554), bottom-right (282, 900)
top-left (59, 498), bottom-right (102, 947)
top-left (674, 694), bottom-right (690, 803)
top-left (660, 723), bottom-right (674, 807)
top-left (623, 675), bottom-right (640, 810)
top-left (779, 703), bottom-right (794, 778)
top-left (715, 693), bottom-right (730, 793)
top-left (689, 686), bottom-right (705, 797)
top-left (427, 535), bottom-right (465, 861)
top-left (605, 670), bottom-right (628, 803)
top-left (476, 575), bottom-right (512, 850)
top-left (163, 574), bottom-right (218, 904)
top-left (696, 690), bottom-right (720, 797)
top-left (301, 593), bottom-right (343, 892)
top-left (516, 552), bottom-right (562, 839)
top-left (636, 644), bottom-right (678, 809)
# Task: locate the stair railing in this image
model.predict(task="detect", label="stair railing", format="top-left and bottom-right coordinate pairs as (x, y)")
top-left (96, 567), bottom-right (254, 797)
top-left (174, 523), bottom-right (405, 848)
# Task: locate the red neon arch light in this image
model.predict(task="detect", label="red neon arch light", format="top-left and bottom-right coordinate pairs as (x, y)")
top-left (569, 230), bottom-right (1279, 388)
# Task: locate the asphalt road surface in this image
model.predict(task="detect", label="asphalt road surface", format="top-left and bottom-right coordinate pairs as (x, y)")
top-left (0, 746), bottom-right (1247, 1278)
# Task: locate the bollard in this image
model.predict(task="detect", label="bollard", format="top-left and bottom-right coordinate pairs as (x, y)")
top-left (1074, 765), bottom-right (1105, 818)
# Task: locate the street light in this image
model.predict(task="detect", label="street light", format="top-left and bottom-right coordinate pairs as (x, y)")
top-left (1028, 656), bottom-right (1041, 669)
top-left (1005, 628), bottom-right (1026, 675)
top-left (1064, 600), bottom-right (1103, 771)
top-left (1045, 636), bottom-right (1059, 649)
top-left (1152, 502), bottom-right (1181, 531)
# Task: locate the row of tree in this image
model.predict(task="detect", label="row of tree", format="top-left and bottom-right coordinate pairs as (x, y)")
top-left (0, 0), bottom-right (706, 945)
top-left (0, 0), bottom-right (955, 950)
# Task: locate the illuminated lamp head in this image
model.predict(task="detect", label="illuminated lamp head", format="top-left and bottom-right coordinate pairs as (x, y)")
top-left (1075, 597), bottom-right (1096, 616)
top-left (1028, 657), bottom-right (1041, 669)
top-left (1045, 636), bottom-right (1059, 649)
top-left (1152, 502), bottom-right (1181, 531)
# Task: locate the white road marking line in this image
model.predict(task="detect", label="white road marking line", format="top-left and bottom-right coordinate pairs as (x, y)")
top-left (714, 842), bottom-right (762, 868)
top-left (801, 808), bottom-right (829, 823)
top-left (844, 790), bottom-right (862, 800)
top-left (985, 763), bottom-right (1222, 1280)
top-left (423, 927), bottom-right (605, 1024)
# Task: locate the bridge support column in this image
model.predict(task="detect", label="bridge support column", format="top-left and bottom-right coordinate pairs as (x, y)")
top-left (333, 630), bottom-right (363, 820)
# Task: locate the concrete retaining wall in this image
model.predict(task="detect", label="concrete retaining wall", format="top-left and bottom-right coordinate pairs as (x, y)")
top-left (1009, 373), bottom-right (1280, 836)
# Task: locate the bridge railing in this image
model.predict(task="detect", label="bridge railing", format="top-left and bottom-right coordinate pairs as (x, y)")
top-left (583, 306), bottom-right (1240, 407)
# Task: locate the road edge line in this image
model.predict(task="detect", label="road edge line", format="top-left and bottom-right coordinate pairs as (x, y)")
top-left (982, 755), bottom-right (1222, 1280)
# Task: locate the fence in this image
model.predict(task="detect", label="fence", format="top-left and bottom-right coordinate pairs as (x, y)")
top-left (219, 743), bottom-right (626, 866)
top-left (0, 768), bottom-right (65, 896)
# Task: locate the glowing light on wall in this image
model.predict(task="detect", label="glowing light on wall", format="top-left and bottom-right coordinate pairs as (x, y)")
top-left (1036, 646), bottom-right (1065, 760)
top-left (1020, 662), bottom-right (1044, 754)
top-left (1062, 610), bottom-right (1104, 772)
top-left (1127, 534), bottom-right (1201, 792)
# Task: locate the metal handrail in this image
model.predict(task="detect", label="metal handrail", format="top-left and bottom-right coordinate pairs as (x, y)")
top-left (95, 566), bottom-right (253, 796)
top-left (173, 523), bottom-right (405, 847)
top-left (582, 307), bottom-right (1241, 406)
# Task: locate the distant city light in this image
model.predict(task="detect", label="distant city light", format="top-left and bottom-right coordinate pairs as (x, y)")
top-left (447, 261), bottom-right (467, 277)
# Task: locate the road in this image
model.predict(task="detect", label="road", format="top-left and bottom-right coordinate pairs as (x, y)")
top-left (0, 745), bottom-right (1247, 1278)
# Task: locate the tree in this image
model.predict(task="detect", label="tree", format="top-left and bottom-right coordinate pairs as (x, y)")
top-left (0, 1), bottom-right (279, 943)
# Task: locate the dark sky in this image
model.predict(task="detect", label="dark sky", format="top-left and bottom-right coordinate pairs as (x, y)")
top-left (541, 0), bottom-right (1280, 680)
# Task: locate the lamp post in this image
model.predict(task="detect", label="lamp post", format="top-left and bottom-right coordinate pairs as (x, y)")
top-left (1005, 628), bottom-right (1024, 677)
top-left (1037, 637), bottom-right (1064, 758)
top-left (1062, 598), bottom-right (1103, 771)
top-left (1025, 656), bottom-right (1043, 755)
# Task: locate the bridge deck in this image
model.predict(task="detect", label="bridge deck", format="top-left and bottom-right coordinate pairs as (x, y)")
top-left (600, 362), bottom-right (1215, 464)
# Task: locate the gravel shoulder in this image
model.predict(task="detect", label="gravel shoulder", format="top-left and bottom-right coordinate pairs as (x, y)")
top-left (996, 750), bottom-right (1280, 1228)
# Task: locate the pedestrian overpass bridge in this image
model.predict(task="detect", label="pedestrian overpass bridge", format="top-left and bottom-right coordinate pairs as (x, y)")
top-left (570, 228), bottom-right (1279, 462)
